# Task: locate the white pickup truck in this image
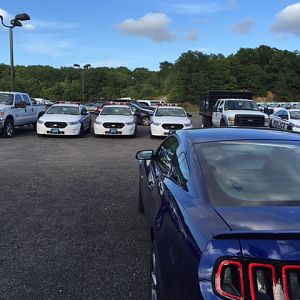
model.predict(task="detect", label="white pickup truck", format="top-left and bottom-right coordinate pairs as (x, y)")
top-left (0, 92), bottom-right (46, 137)
top-left (212, 98), bottom-right (269, 127)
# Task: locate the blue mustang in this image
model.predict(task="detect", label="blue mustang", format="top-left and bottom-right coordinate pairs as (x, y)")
top-left (136, 128), bottom-right (300, 300)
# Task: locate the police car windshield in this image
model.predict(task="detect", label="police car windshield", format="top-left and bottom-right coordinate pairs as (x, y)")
top-left (155, 108), bottom-right (186, 117)
top-left (0, 93), bottom-right (13, 105)
top-left (47, 106), bottom-right (80, 115)
top-left (195, 141), bottom-right (300, 206)
top-left (290, 111), bottom-right (300, 120)
top-left (101, 106), bottom-right (132, 116)
top-left (224, 100), bottom-right (259, 111)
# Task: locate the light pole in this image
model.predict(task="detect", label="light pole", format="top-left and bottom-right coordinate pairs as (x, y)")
top-left (0, 13), bottom-right (30, 92)
top-left (73, 63), bottom-right (91, 102)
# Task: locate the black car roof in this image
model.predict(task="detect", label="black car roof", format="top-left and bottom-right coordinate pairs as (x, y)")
top-left (183, 128), bottom-right (300, 143)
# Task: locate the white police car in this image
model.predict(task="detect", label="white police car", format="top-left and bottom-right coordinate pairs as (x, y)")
top-left (150, 106), bottom-right (192, 137)
top-left (270, 109), bottom-right (300, 132)
top-left (36, 103), bottom-right (91, 136)
top-left (94, 104), bottom-right (137, 136)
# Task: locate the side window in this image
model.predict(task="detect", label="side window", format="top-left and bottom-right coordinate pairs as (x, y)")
top-left (274, 110), bottom-right (282, 117)
top-left (15, 95), bottom-right (25, 107)
top-left (22, 94), bottom-right (31, 105)
top-left (218, 101), bottom-right (224, 110)
top-left (171, 152), bottom-right (190, 191)
top-left (155, 136), bottom-right (179, 175)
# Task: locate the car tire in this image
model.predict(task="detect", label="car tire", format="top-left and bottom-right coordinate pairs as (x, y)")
top-left (37, 134), bottom-right (44, 137)
top-left (220, 119), bottom-right (226, 127)
top-left (2, 118), bottom-right (14, 138)
top-left (150, 240), bottom-right (164, 300)
top-left (32, 122), bottom-right (37, 130)
top-left (94, 133), bottom-right (101, 138)
top-left (142, 116), bottom-right (150, 126)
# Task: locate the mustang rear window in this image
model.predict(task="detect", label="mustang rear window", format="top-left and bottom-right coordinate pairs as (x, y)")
top-left (194, 141), bottom-right (300, 206)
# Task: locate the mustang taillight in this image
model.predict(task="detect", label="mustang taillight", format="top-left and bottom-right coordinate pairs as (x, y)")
top-left (215, 260), bottom-right (245, 300)
top-left (282, 266), bottom-right (300, 300)
top-left (248, 263), bottom-right (278, 300)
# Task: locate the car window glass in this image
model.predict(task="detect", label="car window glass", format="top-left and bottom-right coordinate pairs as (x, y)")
top-left (15, 95), bottom-right (25, 106)
top-left (171, 152), bottom-right (190, 191)
top-left (22, 94), bottom-right (31, 105)
top-left (155, 136), bottom-right (179, 175)
top-left (274, 110), bottom-right (283, 117)
top-left (282, 110), bottom-right (288, 117)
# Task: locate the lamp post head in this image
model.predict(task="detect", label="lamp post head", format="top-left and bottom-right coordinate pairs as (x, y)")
top-left (83, 64), bottom-right (91, 69)
top-left (10, 19), bottom-right (22, 27)
top-left (73, 63), bottom-right (80, 68)
top-left (15, 13), bottom-right (30, 21)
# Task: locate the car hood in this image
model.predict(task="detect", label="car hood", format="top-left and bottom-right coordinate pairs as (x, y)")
top-left (40, 114), bottom-right (82, 122)
top-left (96, 115), bottom-right (134, 122)
top-left (152, 116), bottom-right (191, 124)
top-left (0, 104), bottom-right (11, 110)
top-left (214, 206), bottom-right (300, 260)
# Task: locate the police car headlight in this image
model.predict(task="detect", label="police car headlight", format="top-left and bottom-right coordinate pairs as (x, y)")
top-left (69, 121), bottom-right (80, 125)
top-left (184, 122), bottom-right (192, 127)
top-left (95, 120), bottom-right (102, 125)
top-left (152, 121), bottom-right (161, 126)
top-left (37, 119), bottom-right (44, 124)
top-left (125, 121), bottom-right (134, 126)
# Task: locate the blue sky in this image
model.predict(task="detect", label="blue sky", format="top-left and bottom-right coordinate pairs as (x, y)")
top-left (0, 0), bottom-right (300, 70)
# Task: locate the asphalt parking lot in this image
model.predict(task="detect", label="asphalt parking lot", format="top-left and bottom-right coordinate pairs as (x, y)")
top-left (0, 113), bottom-right (201, 299)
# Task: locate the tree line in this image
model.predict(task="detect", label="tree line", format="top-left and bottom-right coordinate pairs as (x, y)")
top-left (0, 45), bottom-right (299, 103)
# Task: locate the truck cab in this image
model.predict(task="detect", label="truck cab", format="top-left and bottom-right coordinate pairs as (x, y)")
top-left (212, 98), bottom-right (269, 127)
top-left (0, 92), bottom-right (45, 137)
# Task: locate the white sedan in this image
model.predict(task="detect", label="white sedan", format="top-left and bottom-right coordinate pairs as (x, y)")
top-left (150, 106), bottom-right (192, 137)
top-left (36, 103), bottom-right (91, 136)
top-left (94, 105), bottom-right (137, 136)
top-left (270, 109), bottom-right (300, 132)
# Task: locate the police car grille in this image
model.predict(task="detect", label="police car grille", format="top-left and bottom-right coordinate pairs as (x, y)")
top-left (44, 122), bottom-right (68, 128)
top-left (162, 124), bottom-right (183, 130)
top-left (103, 123), bottom-right (125, 129)
top-left (234, 115), bottom-right (265, 127)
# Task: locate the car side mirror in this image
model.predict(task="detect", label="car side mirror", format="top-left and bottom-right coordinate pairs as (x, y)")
top-left (136, 150), bottom-right (154, 160)
top-left (187, 113), bottom-right (192, 117)
top-left (217, 107), bottom-right (222, 112)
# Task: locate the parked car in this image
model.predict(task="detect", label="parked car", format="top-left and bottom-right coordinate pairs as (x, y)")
top-left (36, 103), bottom-right (91, 136)
top-left (212, 98), bottom-right (268, 127)
top-left (85, 103), bottom-right (97, 113)
top-left (94, 104), bottom-right (137, 137)
top-left (0, 91), bottom-right (46, 137)
top-left (136, 128), bottom-right (300, 300)
top-left (150, 106), bottom-right (192, 137)
top-left (129, 102), bottom-right (154, 125)
top-left (137, 99), bottom-right (166, 108)
top-left (269, 109), bottom-right (300, 132)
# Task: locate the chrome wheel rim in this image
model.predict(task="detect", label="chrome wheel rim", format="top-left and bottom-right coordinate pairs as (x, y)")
top-left (142, 117), bottom-right (150, 126)
top-left (6, 123), bottom-right (13, 136)
top-left (151, 249), bottom-right (158, 300)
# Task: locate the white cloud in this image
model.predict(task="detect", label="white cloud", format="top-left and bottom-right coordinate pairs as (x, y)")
top-left (23, 23), bottom-right (35, 31)
top-left (173, 0), bottom-right (237, 14)
top-left (22, 34), bottom-right (74, 57)
top-left (117, 12), bottom-right (175, 42)
top-left (271, 2), bottom-right (300, 36)
top-left (231, 18), bottom-right (255, 34)
top-left (31, 20), bottom-right (78, 30)
top-left (185, 30), bottom-right (198, 41)
top-left (0, 8), bottom-right (12, 22)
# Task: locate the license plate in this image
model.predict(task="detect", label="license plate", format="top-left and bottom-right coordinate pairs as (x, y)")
top-left (109, 128), bottom-right (118, 134)
top-left (50, 128), bottom-right (60, 134)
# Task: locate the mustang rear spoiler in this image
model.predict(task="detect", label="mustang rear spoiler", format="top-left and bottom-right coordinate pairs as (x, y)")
top-left (214, 231), bottom-right (300, 240)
